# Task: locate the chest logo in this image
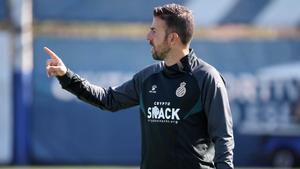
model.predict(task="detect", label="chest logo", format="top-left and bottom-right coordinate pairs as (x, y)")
top-left (176, 82), bottom-right (186, 97)
top-left (149, 85), bottom-right (157, 93)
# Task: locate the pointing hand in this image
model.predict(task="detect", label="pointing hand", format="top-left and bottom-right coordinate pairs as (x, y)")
top-left (44, 47), bottom-right (67, 77)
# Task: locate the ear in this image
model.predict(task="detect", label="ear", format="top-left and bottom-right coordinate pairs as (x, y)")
top-left (168, 33), bottom-right (179, 45)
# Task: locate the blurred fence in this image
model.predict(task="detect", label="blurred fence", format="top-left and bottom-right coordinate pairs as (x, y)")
top-left (32, 0), bottom-right (300, 27)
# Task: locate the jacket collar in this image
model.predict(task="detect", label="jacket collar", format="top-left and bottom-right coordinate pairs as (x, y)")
top-left (162, 49), bottom-right (197, 77)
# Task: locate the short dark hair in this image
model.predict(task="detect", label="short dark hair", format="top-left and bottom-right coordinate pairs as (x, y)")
top-left (153, 3), bottom-right (194, 45)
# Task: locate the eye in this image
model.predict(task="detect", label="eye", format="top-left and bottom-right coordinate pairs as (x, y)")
top-left (150, 28), bottom-right (156, 34)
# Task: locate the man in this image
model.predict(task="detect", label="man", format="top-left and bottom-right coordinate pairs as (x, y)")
top-left (45, 3), bottom-right (234, 169)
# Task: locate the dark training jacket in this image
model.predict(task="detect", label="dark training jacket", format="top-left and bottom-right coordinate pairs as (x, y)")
top-left (57, 49), bottom-right (234, 169)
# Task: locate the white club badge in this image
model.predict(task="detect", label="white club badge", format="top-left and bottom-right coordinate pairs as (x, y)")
top-left (176, 82), bottom-right (186, 97)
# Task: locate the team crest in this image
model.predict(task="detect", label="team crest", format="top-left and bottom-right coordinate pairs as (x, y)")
top-left (176, 82), bottom-right (186, 97)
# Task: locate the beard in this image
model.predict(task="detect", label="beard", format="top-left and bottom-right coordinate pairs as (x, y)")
top-left (150, 40), bottom-right (171, 61)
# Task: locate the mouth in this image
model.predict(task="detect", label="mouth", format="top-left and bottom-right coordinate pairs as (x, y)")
top-left (149, 43), bottom-right (154, 52)
top-left (149, 40), bottom-right (154, 47)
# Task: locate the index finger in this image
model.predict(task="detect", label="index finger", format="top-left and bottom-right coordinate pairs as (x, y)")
top-left (44, 47), bottom-right (61, 60)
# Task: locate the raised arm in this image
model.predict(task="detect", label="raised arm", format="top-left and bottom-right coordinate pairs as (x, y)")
top-left (44, 47), bottom-right (139, 112)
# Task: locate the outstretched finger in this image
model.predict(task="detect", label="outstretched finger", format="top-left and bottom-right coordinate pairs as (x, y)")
top-left (44, 47), bottom-right (61, 61)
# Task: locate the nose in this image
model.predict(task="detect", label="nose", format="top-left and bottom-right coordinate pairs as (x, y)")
top-left (147, 31), bottom-right (152, 41)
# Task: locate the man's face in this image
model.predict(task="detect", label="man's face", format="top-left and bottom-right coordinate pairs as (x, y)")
top-left (147, 17), bottom-right (171, 61)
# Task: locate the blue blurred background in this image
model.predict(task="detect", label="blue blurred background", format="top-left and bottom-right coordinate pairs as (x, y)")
top-left (1, 0), bottom-right (300, 168)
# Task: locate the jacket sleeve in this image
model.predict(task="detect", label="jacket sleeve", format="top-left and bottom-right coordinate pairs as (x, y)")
top-left (201, 70), bottom-right (235, 169)
top-left (56, 69), bottom-right (139, 112)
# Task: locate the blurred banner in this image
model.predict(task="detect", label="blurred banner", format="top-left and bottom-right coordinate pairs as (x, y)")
top-left (32, 37), bottom-right (300, 166)
top-left (0, 31), bottom-right (13, 164)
